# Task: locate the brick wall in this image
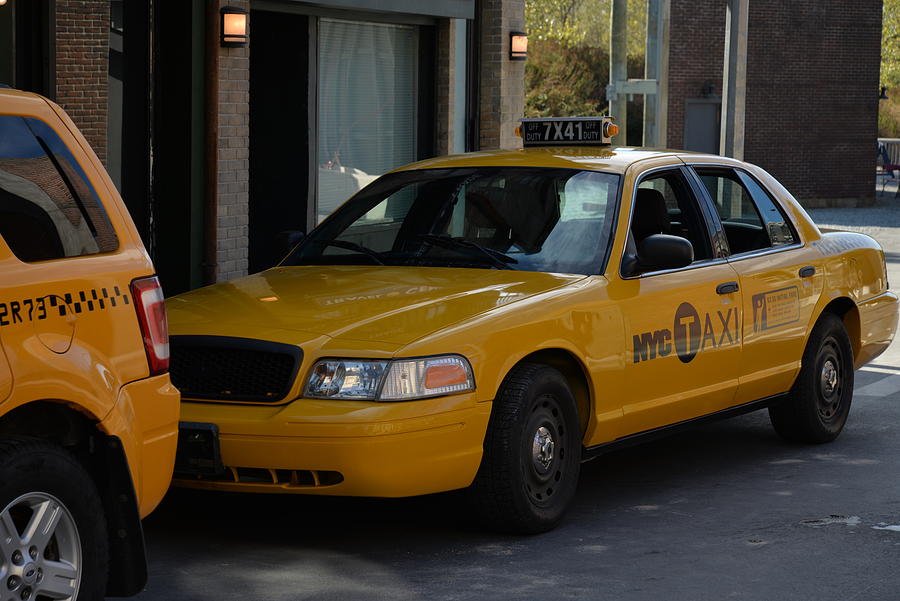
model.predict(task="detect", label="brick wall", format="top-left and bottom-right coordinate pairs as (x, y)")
top-left (667, 0), bottom-right (882, 207)
top-left (479, 0), bottom-right (525, 150)
top-left (743, 0), bottom-right (882, 207)
top-left (55, 0), bottom-right (109, 164)
top-left (666, 0), bottom-right (724, 151)
top-left (215, 0), bottom-right (250, 282)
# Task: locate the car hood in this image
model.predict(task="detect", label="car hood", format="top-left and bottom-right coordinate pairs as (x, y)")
top-left (166, 265), bottom-right (586, 347)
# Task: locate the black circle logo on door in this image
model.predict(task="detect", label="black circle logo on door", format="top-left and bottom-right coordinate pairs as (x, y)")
top-left (673, 302), bottom-right (701, 363)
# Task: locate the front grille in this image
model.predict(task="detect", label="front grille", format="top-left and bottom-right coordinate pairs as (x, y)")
top-left (170, 335), bottom-right (302, 403)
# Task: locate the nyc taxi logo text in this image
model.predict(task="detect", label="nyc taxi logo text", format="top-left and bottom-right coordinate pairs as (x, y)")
top-left (632, 302), bottom-right (740, 364)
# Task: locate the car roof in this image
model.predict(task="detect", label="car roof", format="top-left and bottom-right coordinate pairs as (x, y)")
top-left (394, 146), bottom-right (722, 175)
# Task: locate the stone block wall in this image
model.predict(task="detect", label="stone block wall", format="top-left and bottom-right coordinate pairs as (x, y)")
top-left (479, 0), bottom-right (525, 150)
top-left (215, 0), bottom-right (250, 282)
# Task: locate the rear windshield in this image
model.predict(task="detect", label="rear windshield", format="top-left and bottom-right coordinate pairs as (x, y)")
top-left (285, 167), bottom-right (621, 276)
top-left (0, 115), bottom-right (118, 262)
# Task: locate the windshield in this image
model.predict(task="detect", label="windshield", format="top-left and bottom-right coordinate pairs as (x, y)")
top-left (285, 167), bottom-right (621, 276)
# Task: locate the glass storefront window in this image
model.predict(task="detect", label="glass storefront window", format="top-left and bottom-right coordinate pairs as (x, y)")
top-left (317, 19), bottom-right (418, 223)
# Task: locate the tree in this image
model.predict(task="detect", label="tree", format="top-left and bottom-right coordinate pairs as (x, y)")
top-left (880, 0), bottom-right (900, 136)
top-left (883, 0), bottom-right (900, 87)
top-left (525, 0), bottom-right (648, 132)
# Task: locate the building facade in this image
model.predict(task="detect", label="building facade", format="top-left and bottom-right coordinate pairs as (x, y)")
top-left (666, 0), bottom-right (882, 208)
top-left (0, 0), bottom-right (882, 295)
top-left (0, 0), bottom-right (525, 293)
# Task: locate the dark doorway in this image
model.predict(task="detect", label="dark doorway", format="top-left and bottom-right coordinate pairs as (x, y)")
top-left (151, 0), bottom-right (204, 295)
top-left (684, 99), bottom-right (721, 154)
top-left (13, 0), bottom-right (55, 97)
top-left (249, 10), bottom-right (310, 273)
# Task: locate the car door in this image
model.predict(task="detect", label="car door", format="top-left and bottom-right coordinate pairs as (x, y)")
top-left (689, 164), bottom-right (821, 404)
top-left (609, 164), bottom-right (743, 434)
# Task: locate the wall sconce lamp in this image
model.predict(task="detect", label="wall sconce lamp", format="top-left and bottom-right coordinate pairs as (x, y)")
top-left (510, 31), bottom-right (528, 61)
top-left (880, 86), bottom-right (889, 100)
top-left (221, 6), bottom-right (248, 47)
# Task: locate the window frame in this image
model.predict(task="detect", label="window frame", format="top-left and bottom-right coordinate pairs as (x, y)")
top-left (618, 165), bottom-right (724, 280)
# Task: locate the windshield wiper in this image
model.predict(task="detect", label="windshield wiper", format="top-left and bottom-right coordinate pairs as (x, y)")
top-left (418, 234), bottom-right (518, 270)
top-left (311, 239), bottom-right (386, 265)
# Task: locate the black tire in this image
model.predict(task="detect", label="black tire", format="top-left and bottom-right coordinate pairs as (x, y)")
top-left (0, 437), bottom-right (108, 601)
top-left (769, 312), bottom-right (854, 443)
top-left (468, 363), bottom-right (581, 534)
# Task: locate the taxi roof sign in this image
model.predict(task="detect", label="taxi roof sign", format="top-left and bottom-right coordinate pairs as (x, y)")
top-left (519, 116), bottom-right (618, 147)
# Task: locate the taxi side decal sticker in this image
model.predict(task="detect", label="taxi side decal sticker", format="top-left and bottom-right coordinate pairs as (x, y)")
top-left (0, 286), bottom-right (130, 327)
top-left (751, 286), bottom-right (799, 332)
top-left (633, 302), bottom-right (739, 364)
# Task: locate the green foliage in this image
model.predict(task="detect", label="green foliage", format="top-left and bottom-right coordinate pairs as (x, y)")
top-left (880, 0), bottom-right (900, 136)
top-left (524, 0), bottom-right (649, 143)
top-left (525, 0), bottom-right (647, 56)
top-left (879, 96), bottom-right (900, 137)
top-left (883, 0), bottom-right (900, 87)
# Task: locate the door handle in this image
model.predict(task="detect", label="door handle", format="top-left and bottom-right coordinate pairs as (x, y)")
top-left (799, 265), bottom-right (816, 278)
top-left (716, 281), bottom-right (739, 295)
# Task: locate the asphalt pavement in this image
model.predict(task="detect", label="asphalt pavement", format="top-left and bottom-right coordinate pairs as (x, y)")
top-left (137, 190), bottom-right (900, 601)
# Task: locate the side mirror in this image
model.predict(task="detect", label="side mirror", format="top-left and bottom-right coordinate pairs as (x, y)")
top-left (276, 230), bottom-right (305, 256)
top-left (636, 234), bottom-right (694, 273)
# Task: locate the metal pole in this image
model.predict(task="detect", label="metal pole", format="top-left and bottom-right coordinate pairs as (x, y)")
top-left (644, 0), bottom-right (660, 147)
top-left (720, 0), bottom-right (748, 159)
top-left (610, 0), bottom-right (628, 144)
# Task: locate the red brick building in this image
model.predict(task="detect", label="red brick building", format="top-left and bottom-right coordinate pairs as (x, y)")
top-left (666, 0), bottom-right (882, 208)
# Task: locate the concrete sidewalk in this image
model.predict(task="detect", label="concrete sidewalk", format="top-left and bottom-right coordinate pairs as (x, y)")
top-left (806, 178), bottom-right (900, 255)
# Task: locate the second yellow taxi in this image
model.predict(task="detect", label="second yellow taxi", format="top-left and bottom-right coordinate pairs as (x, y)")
top-left (167, 117), bottom-right (898, 533)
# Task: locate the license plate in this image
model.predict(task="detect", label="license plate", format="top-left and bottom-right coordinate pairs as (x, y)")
top-left (175, 422), bottom-right (224, 476)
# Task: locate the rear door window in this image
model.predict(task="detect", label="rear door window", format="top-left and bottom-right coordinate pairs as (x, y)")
top-left (0, 115), bottom-right (118, 262)
top-left (694, 167), bottom-right (795, 255)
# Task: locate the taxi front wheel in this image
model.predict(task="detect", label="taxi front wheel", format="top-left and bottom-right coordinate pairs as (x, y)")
top-left (769, 312), bottom-right (854, 443)
top-left (0, 437), bottom-right (108, 601)
top-left (468, 363), bottom-right (581, 534)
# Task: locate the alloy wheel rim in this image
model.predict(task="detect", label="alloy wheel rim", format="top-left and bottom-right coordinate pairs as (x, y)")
top-left (0, 492), bottom-right (81, 601)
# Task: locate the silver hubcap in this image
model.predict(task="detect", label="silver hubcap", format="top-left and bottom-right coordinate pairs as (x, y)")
top-left (821, 359), bottom-right (838, 397)
top-left (0, 493), bottom-right (81, 601)
top-left (532, 426), bottom-right (555, 473)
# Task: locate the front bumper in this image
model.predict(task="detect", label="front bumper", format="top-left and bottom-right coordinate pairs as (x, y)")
top-left (172, 393), bottom-right (492, 497)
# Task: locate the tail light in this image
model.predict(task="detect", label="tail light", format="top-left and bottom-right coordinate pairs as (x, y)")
top-left (130, 276), bottom-right (170, 375)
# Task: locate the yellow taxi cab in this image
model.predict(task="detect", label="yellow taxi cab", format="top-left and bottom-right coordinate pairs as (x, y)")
top-left (167, 116), bottom-right (898, 533)
top-left (0, 87), bottom-right (179, 598)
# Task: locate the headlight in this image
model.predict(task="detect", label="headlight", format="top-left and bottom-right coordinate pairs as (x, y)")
top-left (305, 355), bottom-right (475, 401)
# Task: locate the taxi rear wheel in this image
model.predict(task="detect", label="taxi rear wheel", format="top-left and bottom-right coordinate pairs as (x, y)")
top-left (0, 437), bottom-right (108, 601)
top-left (769, 312), bottom-right (854, 443)
top-left (468, 363), bottom-right (581, 534)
